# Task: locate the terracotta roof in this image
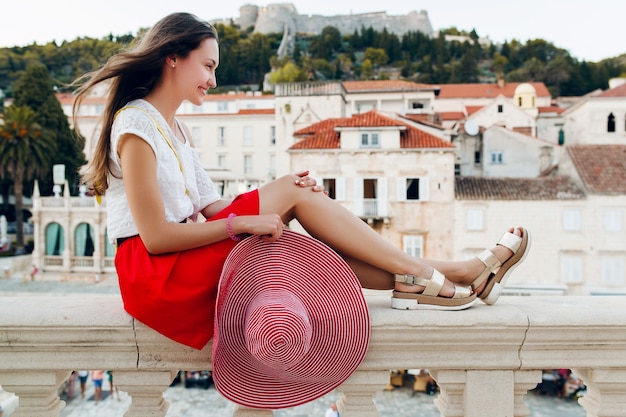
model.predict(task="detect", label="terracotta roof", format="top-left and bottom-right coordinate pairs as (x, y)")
top-left (538, 106), bottom-right (566, 114)
top-left (437, 82), bottom-right (551, 99)
top-left (237, 109), bottom-right (275, 115)
top-left (291, 110), bottom-right (453, 150)
top-left (438, 111), bottom-right (466, 121)
top-left (567, 145), bottom-right (626, 194)
top-left (466, 106), bottom-right (483, 115)
top-left (342, 80), bottom-right (433, 93)
top-left (455, 176), bottom-right (585, 200)
top-left (596, 82), bottom-right (626, 98)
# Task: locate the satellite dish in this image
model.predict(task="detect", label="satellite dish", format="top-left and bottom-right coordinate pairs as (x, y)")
top-left (465, 120), bottom-right (479, 136)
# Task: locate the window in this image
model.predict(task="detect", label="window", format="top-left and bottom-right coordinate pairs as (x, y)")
top-left (323, 178), bottom-right (336, 199)
top-left (74, 223), bottom-right (95, 257)
top-left (474, 150), bottom-right (482, 164)
top-left (602, 257), bottom-right (625, 286)
top-left (45, 222), bottom-right (64, 256)
top-left (608, 113), bottom-right (616, 132)
top-left (243, 155), bottom-right (252, 175)
top-left (490, 151), bottom-right (504, 164)
top-left (217, 127), bottom-right (225, 146)
top-left (411, 102), bottom-right (424, 109)
top-left (498, 104), bottom-right (504, 113)
top-left (466, 209), bottom-right (484, 231)
top-left (563, 208), bottom-right (582, 231)
top-left (217, 154), bottom-right (226, 168)
top-left (403, 235), bottom-right (424, 258)
top-left (399, 178), bottom-right (430, 201)
top-left (604, 209), bottom-right (623, 232)
top-left (323, 177), bottom-right (345, 200)
top-left (243, 126), bottom-right (253, 146)
top-left (270, 126), bottom-right (276, 145)
top-left (217, 101), bottom-right (228, 112)
top-left (561, 254), bottom-right (583, 284)
top-left (360, 132), bottom-right (380, 148)
top-left (517, 97), bottom-right (522, 106)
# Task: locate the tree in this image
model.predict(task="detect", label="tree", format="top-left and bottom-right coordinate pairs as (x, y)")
top-left (269, 61), bottom-right (308, 84)
top-left (0, 105), bottom-right (56, 253)
top-left (12, 64), bottom-right (86, 196)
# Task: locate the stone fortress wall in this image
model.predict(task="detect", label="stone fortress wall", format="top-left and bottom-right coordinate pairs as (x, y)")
top-left (213, 3), bottom-right (434, 37)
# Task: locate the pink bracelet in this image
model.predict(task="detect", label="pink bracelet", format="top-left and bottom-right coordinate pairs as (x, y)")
top-left (226, 213), bottom-right (241, 242)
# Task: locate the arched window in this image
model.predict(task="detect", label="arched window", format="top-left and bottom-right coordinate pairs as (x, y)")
top-left (45, 223), bottom-right (64, 256)
top-left (105, 229), bottom-right (115, 257)
top-left (75, 222), bottom-right (95, 257)
top-left (608, 113), bottom-right (616, 132)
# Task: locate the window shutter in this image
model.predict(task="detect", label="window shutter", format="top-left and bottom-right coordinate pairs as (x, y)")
top-left (397, 177), bottom-right (407, 201)
top-left (353, 177), bottom-right (364, 215)
top-left (335, 177), bottom-right (346, 201)
top-left (377, 177), bottom-right (388, 217)
top-left (419, 177), bottom-right (430, 201)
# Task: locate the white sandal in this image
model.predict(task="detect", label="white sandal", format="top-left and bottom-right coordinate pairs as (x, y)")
top-left (471, 227), bottom-right (531, 305)
top-left (392, 268), bottom-right (477, 311)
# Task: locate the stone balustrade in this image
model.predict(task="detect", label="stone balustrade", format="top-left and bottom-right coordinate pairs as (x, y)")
top-left (1, 293), bottom-right (626, 417)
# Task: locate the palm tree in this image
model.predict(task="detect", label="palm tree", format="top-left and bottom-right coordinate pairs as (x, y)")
top-left (0, 105), bottom-right (56, 254)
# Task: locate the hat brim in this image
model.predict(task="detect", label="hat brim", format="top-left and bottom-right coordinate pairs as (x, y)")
top-left (212, 230), bottom-right (370, 409)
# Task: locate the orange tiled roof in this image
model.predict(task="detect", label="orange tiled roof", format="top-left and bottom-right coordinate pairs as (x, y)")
top-left (238, 108), bottom-right (275, 115)
top-left (596, 83), bottom-right (626, 98)
top-left (466, 106), bottom-right (483, 115)
top-left (538, 106), bottom-right (566, 114)
top-left (342, 80), bottom-right (433, 93)
top-left (567, 145), bottom-right (626, 194)
top-left (291, 110), bottom-right (453, 150)
top-left (437, 82), bottom-right (551, 99)
top-left (455, 176), bottom-right (585, 200)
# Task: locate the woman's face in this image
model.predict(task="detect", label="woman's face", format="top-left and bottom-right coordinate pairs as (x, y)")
top-left (175, 37), bottom-right (219, 106)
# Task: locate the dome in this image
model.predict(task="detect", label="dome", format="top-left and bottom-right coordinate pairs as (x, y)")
top-left (514, 83), bottom-right (537, 109)
top-left (515, 83), bottom-right (536, 95)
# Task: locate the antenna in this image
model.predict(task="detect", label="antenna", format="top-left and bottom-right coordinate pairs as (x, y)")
top-left (464, 120), bottom-right (479, 136)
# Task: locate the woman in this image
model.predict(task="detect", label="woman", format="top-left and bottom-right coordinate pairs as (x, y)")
top-left (72, 12), bottom-right (530, 350)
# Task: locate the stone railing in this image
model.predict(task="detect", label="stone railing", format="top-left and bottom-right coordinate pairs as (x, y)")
top-left (1, 293), bottom-right (626, 417)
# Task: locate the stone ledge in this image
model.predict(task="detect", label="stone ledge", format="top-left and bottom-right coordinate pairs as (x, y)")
top-left (1, 294), bottom-right (625, 372)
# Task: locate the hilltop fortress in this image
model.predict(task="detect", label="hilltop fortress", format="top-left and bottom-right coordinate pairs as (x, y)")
top-left (213, 3), bottom-right (434, 37)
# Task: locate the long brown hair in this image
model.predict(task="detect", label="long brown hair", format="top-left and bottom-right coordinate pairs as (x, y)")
top-left (72, 12), bottom-right (219, 196)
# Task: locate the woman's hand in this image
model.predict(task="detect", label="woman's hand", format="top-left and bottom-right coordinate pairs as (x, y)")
top-left (234, 214), bottom-right (285, 242)
top-left (294, 170), bottom-right (326, 193)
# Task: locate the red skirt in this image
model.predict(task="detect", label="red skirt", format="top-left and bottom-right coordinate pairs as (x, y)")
top-left (115, 190), bottom-right (259, 350)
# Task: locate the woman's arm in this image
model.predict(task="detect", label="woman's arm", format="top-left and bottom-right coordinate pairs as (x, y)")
top-left (119, 133), bottom-right (235, 254)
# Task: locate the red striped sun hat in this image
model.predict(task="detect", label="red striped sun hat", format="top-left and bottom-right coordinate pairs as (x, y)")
top-left (212, 230), bottom-right (370, 409)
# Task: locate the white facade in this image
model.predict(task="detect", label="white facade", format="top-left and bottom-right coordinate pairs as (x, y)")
top-left (33, 80), bottom-right (625, 294)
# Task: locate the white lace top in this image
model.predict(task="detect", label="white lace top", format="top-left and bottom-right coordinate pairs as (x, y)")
top-left (106, 99), bottom-right (220, 244)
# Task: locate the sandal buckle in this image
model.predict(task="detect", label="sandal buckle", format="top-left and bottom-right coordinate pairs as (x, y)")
top-left (396, 274), bottom-right (418, 285)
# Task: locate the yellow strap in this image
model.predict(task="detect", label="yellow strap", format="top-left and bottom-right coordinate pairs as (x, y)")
top-left (115, 105), bottom-right (189, 195)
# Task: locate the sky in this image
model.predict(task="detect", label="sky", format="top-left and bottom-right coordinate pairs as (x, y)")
top-left (2, 0), bottom-right (624, 62)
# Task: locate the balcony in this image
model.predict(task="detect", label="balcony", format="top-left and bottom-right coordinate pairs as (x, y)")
top-left (1, 293), bottom-right (625, 417)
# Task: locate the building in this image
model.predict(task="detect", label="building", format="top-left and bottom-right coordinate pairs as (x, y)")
top-left (31, 79), bottom-right (625, 295)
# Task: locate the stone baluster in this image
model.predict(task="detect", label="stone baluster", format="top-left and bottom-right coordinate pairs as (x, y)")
top-left (0, 370), bottom-right (70, 417)
top-left (513, 370), bottom-right (542, 417)
top-left (574, 368), bottom-right (626, 417)
top-left (232, 405), bottom-right (274, 416)
top-left (431, 370), bottom-right (517, 417)
top-left (337, 370), bottom-right (389, 417)
top-left (114, 370), bottom-right (176, 417)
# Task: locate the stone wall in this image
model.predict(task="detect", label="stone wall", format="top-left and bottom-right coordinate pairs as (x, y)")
top-left (218, 3), bottom-right (433, 37)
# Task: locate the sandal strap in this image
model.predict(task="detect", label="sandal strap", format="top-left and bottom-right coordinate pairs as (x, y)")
top-left (452, 284), bottom-right (473, 299)
top-left (471, 249), bottom-right (502, 290)
top-left (394, 269), bottom-right (445, 297)
top-left (394, 273), bottom-right (430, 286)
top-left (423, 269), bottom-right (445, 297)
top-left (498, 231), bottom-right (522, 253)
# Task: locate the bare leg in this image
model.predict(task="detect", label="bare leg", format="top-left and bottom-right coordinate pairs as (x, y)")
top-left (258, 175), bottom-right (522, 297)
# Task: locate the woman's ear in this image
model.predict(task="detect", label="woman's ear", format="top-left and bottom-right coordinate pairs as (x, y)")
top-left (167, 56), bottom-right (177, 68)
